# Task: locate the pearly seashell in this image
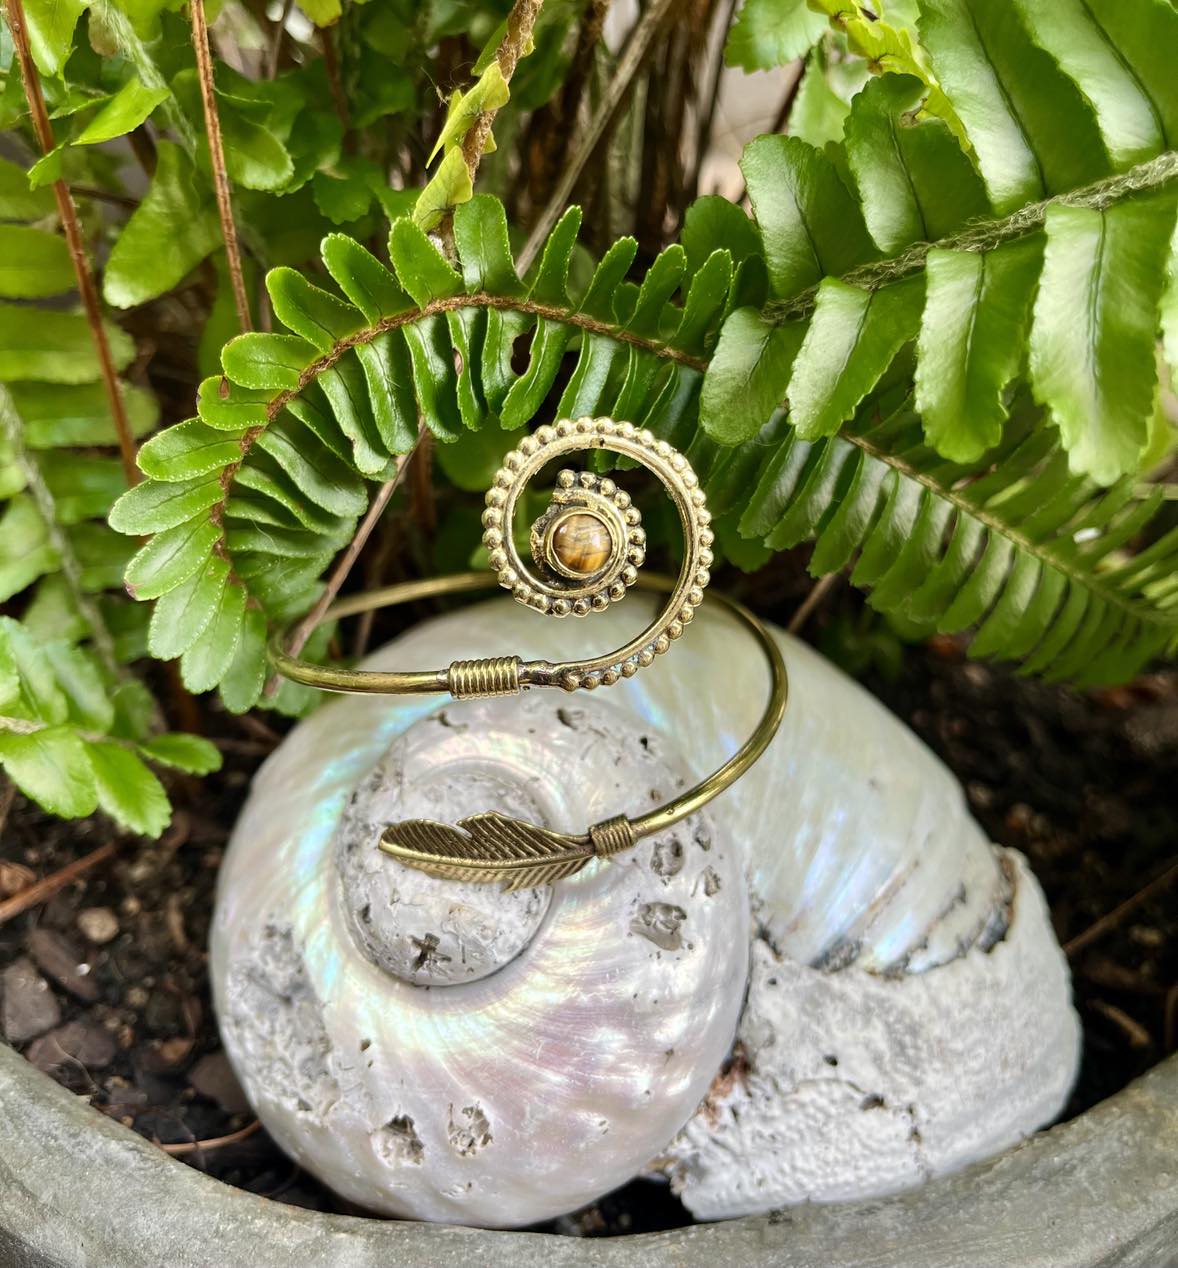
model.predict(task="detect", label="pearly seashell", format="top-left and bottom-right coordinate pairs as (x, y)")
top-left (212, 594), bottom-right (1079, 1227)
top-left (212, 684), bottom-right (748, 1226)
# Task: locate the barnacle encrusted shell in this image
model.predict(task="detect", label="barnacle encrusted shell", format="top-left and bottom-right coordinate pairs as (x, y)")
top-left (211, 688), bottom-right (748, 1227)
top-left (213, 593), bottom-right (1079, 1227)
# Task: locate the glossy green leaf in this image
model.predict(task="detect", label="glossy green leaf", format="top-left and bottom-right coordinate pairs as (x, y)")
top-left (180, 578), bottom-right (245, 691)
top-left (321, 234), bottom-right (409, 322)
top-left (138, 731), bottom-right (222, 774)
top-left (0, 156), bottom-right (55, 220)
top-left (0, 726), bottom-right (97, 818)
top-left (146, 556), bottom-right (229, 660)
top-left (681, 196), bottom-right (762, 277)
top-left (0, 304), bottom-right (134, 384)
top-left (1014, 0), bottom-right (1162, 169)
top-left (915, 237), bottom-right (1043, 460)
top-left (219, 96), bottom-right (294, 192)
top-left (1030, 195), bottom-right (1176, 483)
top-left (124, 515), bottom-right (221, 601)
top-left (741, 135), bottom-right (876, 302)
top-left (412, 148), bottom-right (473, 231)
top-left (85, 740), bottom-right (171, 837)
top-left (454, 195), bottom-right (522, 295)
top-left (109, 476), bottom-right (223, 535)
top-left (43, 642), bottom-right (112, 730)
top-left (700, 307), bottom-right (805, 443)
top-left (787, 277), bottom-right (923, 440)
top-left (725, 0), bottom-right (825, 71)
top-left (21, 0), bottom-right (88, 76)
top-left (428, 62), bottom-right (509, 161)
top-left (13, 381), bottom-right (158, 448)
top-left (790, 52), bottom-right (853, 150)
top-left (267, 267), bottom-right (364, 351)
top-left (137, 419), bottom-right (244, 481)
top-left (215, 605), bottom-right (268, 714)
top-left (389, 218), bottom-right (464, 306)
top-left (844, 74), bottom-right (989, 255)
top-left (104, 142), bottom-right (221, 308)
top-left (919, 0), bottom-right (1104, 212)
top-left (221, 333), bottom-right (314, 390)
top-left (40, 452), bottom-right (126, 524)
top-left (1084, 0), bottom-right (1178, 146)
top-left (0, 497), bottom-right (55, 602)
top-left (73, 78), bottom-right (170, 145)
top-left (0, 227), bottom-right (74, 298)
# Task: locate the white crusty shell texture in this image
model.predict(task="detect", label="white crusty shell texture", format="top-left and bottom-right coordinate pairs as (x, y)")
top-left (212, 594), bottom-right (1080, 1226)
top-left (667, 850), bottom-right (1079, 1218)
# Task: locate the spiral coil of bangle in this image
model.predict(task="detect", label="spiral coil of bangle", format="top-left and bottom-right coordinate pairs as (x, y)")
top-left (269, 418), bottom-right (788, 890)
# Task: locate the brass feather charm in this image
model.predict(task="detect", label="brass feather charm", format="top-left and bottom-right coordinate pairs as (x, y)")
top-left (379, 812), bottom-right (596, 891)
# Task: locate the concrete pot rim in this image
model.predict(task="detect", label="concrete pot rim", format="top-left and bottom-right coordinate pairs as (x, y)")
top-left (2, 1042), bottom-right (1177, 1268)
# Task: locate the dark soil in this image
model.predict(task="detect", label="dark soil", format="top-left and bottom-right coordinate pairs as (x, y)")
top-left (2, 579), bottom-right (1176, 1234)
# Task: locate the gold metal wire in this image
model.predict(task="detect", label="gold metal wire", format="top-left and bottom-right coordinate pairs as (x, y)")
top-left (271, 572), bottom-right (788, 874)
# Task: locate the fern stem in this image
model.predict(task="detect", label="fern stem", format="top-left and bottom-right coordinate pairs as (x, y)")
top-left (466, 0), bottom-right (545, 179)
top-left (265, 0), bottom-right (294, 78)
top-left (261, 293), bottom-right (707, 425)
top-left (845, 425), bottom-right (1173, 629)
top-left (4, 0), bottom-right (140, 489)
top-left (284, 452), bottom-right (414, 660)
top-left (189, 0), bottom-right (252, 333)
top-left (437, 0), bottom-right (546, 255)
top-left (518, 0), bottom-right (677, 274)
top-left (321, 23), bottom-right (353, 154)
top-left (0, 389), bottom-right (121, 678)
top-left (787, 569), bottom-right (841, 635)
top-left (768, 151), bottom-right (1178, 323)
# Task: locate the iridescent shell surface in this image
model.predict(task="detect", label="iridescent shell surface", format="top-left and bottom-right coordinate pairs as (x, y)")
top-left (212, 684), bottom-right (748, 1226)
top-left (212, 595), bottom-right (1079, 1227)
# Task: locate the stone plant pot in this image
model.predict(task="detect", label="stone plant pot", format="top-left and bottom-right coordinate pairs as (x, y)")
top-left (2, 1041), bottom-right (1177, 1267)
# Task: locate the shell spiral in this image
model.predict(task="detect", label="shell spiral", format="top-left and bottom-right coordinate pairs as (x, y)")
top-left (212, 688), bottom-right (748, 1226)
top-left (213, 595), bottom-right (1079, 1228)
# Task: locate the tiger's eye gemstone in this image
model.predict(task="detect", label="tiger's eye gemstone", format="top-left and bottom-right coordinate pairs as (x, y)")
top-left (550, 513), bottom-right (612, 575)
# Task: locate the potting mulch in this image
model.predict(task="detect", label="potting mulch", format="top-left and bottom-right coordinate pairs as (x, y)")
top-left (1, 581), bottom-right (1176, 1235)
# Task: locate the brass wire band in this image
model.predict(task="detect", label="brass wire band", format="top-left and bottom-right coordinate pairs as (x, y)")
top-left (448, 656), bottom-right (521, 699)
top-left (269, 571), bottom-right (788, 842)
top-left (588, 815), bottom-right (637, 858)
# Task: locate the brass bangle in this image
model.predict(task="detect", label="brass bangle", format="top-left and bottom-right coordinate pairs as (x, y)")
top-left (270, 571), bottom-right (787, 889)
top-left (268, 420), bottom-right (788, 889)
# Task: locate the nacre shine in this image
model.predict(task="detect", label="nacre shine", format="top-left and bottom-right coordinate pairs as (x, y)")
top-left (212, 595), bottom-right (1080, 1227)
top-left (213, 684), bottom-right (748, 1226)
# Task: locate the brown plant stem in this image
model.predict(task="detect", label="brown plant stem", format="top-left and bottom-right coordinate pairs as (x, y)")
top-left (1065, 855), bottom-right (1178, 959)
top-left (522, 0), bottom-right (611, 216)
top-left (281, 445), bottom-right (419, 663)
top-left (787, 570), bottom-right (841, 635)
top-left (0, 842), bottom-right (117, 927)
top-left (321, 24), bottom-right (353, 153)
top-left (189, 0), bottom-right (252, 333)
top-left (4, 0), bottom-right (139, 488)
top-left (437, 0), bottom-right (546, 252)
top-left (265, 0), bottom-right (293, 78)
top-left (518, 0), bottom-right (676, 274)
top-left (684, 0), bottom-right (739, 204)
top-left (159, 1119), bottom-right (261, 1155)
top-left (464, 0), bottom-right (543, 180)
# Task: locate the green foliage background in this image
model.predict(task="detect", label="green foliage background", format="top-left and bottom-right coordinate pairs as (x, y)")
top-left (1, 0), bottom-right (1177, 835)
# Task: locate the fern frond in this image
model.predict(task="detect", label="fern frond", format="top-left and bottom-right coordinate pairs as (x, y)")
top-left (737, 395), bottom-right (1178, 684)
top-left (111, 0), bottom-right (1178, 700)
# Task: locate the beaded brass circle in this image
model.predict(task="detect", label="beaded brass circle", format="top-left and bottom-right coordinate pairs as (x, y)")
top-left (480, 417), bottom-right (712, 690)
